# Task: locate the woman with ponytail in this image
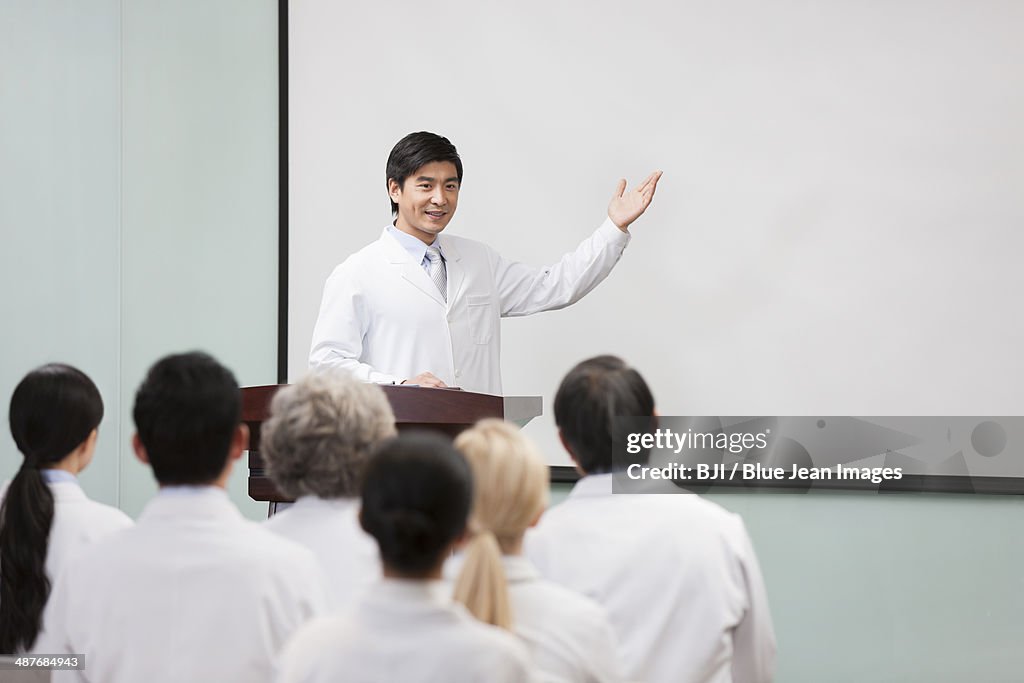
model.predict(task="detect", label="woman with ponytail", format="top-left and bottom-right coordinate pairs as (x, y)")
top-left (0, 364), bottom-right (132, 653)
top-left (277, 432), bottom-right (534, 683)
top-left (453, 419), bottom-right (624, 683)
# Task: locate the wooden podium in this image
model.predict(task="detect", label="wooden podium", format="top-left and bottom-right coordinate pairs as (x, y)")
top-left (242, 385), bottom-right (542, 503)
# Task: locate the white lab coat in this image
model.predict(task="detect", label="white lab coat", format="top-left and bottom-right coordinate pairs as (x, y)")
top-left (445, 554), bottom-right (624, 683)
top-left (0, 478), bottom-right (133, 651)
top-left (276, 579), bottom-right (537, 683)
top-left (262, 495), bottom-right (379, 611)
top-left (308, 219), bottom-right (630, 394)
top-left (38, 487), bottom-right (328, 683)
top-left (504, 555), bottom-right (623, 683)
top-left (525, 475), bottom-right (777, 683)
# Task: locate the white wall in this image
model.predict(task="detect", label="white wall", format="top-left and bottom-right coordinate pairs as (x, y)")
top-left (0, 0), bottom-right (123, 505)
top-left (0, 0), bottom-right (278, 521)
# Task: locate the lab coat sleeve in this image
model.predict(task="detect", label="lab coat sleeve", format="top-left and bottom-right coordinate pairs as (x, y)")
top-left (35, 570), bottom-right (89, 683)
top-left (495, 218), bottom-right (630, 317)
top-left (729, 523), bottom-right (777, 683)
top-left (308, 262), bottom-right (401, 384)
top-left (590, 610), bottom-right (627, 683)
top-left (274, 618), bottom-right (336, 683)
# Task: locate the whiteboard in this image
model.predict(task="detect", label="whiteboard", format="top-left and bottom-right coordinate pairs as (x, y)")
top-left (288, 0), bottom-right (1024, 466)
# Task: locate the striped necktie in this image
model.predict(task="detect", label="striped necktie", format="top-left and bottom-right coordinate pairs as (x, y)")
top-left (424, 246), bottom-right (447, 302)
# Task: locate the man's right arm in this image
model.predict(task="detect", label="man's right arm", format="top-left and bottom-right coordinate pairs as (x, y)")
top-left (308, 265), bottom-right (402, 384)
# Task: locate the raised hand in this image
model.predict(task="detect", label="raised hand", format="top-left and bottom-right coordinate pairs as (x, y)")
top-left (607, 170), bottom-right (663, 231)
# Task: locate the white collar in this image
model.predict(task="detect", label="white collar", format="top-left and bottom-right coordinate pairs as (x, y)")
top-left (500, 555), bottom-right (541, 583)
top-left (567, 472), bottom-right (615, 499)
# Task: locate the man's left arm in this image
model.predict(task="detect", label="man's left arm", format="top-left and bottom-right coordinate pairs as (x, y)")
top-left (496, 171), bottom-right (662, 317)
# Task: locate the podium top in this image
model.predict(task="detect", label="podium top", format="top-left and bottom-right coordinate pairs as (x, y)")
top-left (241, 384), bottom-right (542, 428)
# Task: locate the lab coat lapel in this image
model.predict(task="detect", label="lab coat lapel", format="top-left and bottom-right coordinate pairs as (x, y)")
top-left (379, 229), bottom-right (446, 306)
top-left (439, 236), bottom-right (464, 305)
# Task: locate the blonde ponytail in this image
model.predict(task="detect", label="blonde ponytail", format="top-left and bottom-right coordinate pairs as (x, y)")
top-left (453, 528), bottom-right (512, 629)
top-left (452, 419), bottom-right (549, 632)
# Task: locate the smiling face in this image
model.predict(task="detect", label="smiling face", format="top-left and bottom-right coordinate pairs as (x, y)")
top-left (388, 160), bottom-right (461, 244)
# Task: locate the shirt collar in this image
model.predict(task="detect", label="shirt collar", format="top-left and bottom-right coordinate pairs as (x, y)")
top-left (372, 578), bottom-right (450, 606)
top-left (40, 469), bottom-right (78, 484)
top-left (501, 555), bottom-right (541, 583)
top-left (158, 484), bottom-right (230, 498)
top-left (386, 224), bottom-right (443, 264)
top-left (567, 472), bottom-right (615, 498)
top-left (292, 495), bottom-right (360, 512)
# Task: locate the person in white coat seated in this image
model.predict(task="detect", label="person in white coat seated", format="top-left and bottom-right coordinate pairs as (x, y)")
top-left (451, 419), bottom-right (624, 683)
top-left (276, 432), bottom-right (536, 683)
top-left (525, 356), bottom-right (778, 683)
top-left (261, 370), bottom-right (396, 610)
top-left (38, 352), bottom-right (328, 683)
top-left (0, 364), bottom-right (132, 654)
top-left (308, 131), bottom-right (663, 394)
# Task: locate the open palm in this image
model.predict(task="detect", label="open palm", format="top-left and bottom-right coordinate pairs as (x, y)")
top-left (607, 170), bottom-right (663, 230)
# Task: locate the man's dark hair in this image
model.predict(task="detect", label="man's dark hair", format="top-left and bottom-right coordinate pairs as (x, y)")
top-left (360, 432), bottom-right (472, 577)
top-left (132, 351), bottom-right (241, 485)
top-left (386, 131), bottom-right (463, 215)
top-left (554, 355), bottom-right (656, 475)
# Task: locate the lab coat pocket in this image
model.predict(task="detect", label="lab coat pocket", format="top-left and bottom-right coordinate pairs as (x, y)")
top-left (466, 294), bottom-right (494, 345)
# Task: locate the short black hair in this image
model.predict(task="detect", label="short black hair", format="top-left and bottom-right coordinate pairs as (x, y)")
top-left (132, 352), bottom-right (241, 485)
top-left (360, 432), bottom-right (472, 577)
top-left (554, 355), bottom-right (656, 474)
top-left (386, 131), bottom-right (463, 215)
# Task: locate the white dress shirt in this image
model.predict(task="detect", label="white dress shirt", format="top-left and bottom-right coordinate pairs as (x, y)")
top-left (262, 495), bottom-right (380, 611)
top-left (308, 219), bottom-right (630, 394)
top-left (525, 474), bottom-right (777, 683)
top-left (39, 486), bottom-right (328, 683)
top-left (0, 472), bottom-right (133, 652)
top-left (276, 579), bottom-right (536, 683)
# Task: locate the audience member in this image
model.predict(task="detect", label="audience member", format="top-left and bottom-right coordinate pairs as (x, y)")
top-left (453, 418), bottom-right (623, 683)
top-left (526, 355), bottom-right (777, 683)
top-left (38, 352), bottom-right (327, 683)
top-left (0, 364), bottom-right (132, 654)
top-left (277, 432), bottom-right (534, 683)
top-left (262, 371), bottom-right (396, 610)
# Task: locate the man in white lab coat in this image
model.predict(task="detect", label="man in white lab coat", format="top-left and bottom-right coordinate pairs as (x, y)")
top-left (526, 356), bottom-right (777, 683)
top-left (39, 352), bottom-right (328, 683)
top-left (308, 131), bottom-right (662, 394)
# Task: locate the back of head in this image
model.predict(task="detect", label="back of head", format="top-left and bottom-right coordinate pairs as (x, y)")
top-left (360, 432), bottom-right (472, 577)
top-left (261, 370), bottom-right (397, 499)
top-left (554, 355), bottom-right (656, 474)
top-left (1, 363), bottom-right (104, 653)
top-left (452, 419), bottom-right (549, 629)
top-left (132, 351), bottom-right (240, 485)
top-left (456, 419), bottom-right (548, 549)
top-left (386, 131), bottom-right (463, 215)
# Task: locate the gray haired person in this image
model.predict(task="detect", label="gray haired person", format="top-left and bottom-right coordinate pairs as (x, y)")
top-left (262, 371), bottom-right (396, 610)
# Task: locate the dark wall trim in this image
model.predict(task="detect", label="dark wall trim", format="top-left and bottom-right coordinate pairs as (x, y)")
top-left (550, 465), bottom-right (581, 484)
top-left (277, 0), bottom-right (289, 384)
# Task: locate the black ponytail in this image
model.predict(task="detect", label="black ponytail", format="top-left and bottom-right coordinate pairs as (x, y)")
top-left (0, 364), bottom-right (103, 653)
